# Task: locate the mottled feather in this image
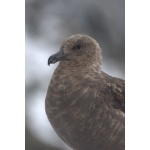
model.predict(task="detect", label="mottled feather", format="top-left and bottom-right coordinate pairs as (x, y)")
top-left (45, 34), bottom-right (125, 150)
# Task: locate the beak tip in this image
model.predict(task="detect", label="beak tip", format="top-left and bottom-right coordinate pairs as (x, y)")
top-left (48, 56), bottom-right (54, 66)
top-left (47, 50), bottom-right (65, 66)
top-left (48, 59), bottom-right (50, 66)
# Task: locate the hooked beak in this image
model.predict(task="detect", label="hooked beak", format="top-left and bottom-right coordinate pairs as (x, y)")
top-left (48, 50), bottom-right (66, 66)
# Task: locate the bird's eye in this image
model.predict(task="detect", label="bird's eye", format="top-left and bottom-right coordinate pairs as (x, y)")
top-left (76, 44), bottom-right (81, 49)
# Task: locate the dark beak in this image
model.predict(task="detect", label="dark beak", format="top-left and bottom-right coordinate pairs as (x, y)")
top-left (48, 50), bottom-right (66, 65)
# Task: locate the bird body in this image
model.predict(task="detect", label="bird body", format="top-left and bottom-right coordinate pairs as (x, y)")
top-left (45, 34), bottom-right (125, 150)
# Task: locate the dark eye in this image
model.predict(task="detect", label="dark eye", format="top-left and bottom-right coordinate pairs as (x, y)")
top-left (76, 44), bottom-right (81, 49)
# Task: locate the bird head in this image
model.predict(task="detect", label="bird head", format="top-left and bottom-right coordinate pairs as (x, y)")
top-left (48, 34), bottom-right (102, 70)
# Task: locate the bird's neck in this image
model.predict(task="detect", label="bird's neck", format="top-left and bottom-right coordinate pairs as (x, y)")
top-left (58, 60), bottom-right (101, 75)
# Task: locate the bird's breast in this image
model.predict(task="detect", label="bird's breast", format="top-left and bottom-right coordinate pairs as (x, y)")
top-left (45, 73), bottom-right (125, 150)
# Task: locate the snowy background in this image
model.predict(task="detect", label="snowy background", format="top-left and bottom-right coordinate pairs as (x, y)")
top-left (25, 0), bottom-right (125, 150)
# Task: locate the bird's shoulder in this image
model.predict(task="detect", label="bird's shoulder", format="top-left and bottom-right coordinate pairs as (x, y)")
top-left (98, 71), bottom-right (125, 113)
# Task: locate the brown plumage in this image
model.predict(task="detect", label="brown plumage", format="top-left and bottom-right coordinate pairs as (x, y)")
top-left (45, 34), bottom-right (125, 150)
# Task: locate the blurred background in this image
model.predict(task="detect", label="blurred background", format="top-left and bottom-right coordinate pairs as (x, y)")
top-left (25, 0), bottom-right (125, 150)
